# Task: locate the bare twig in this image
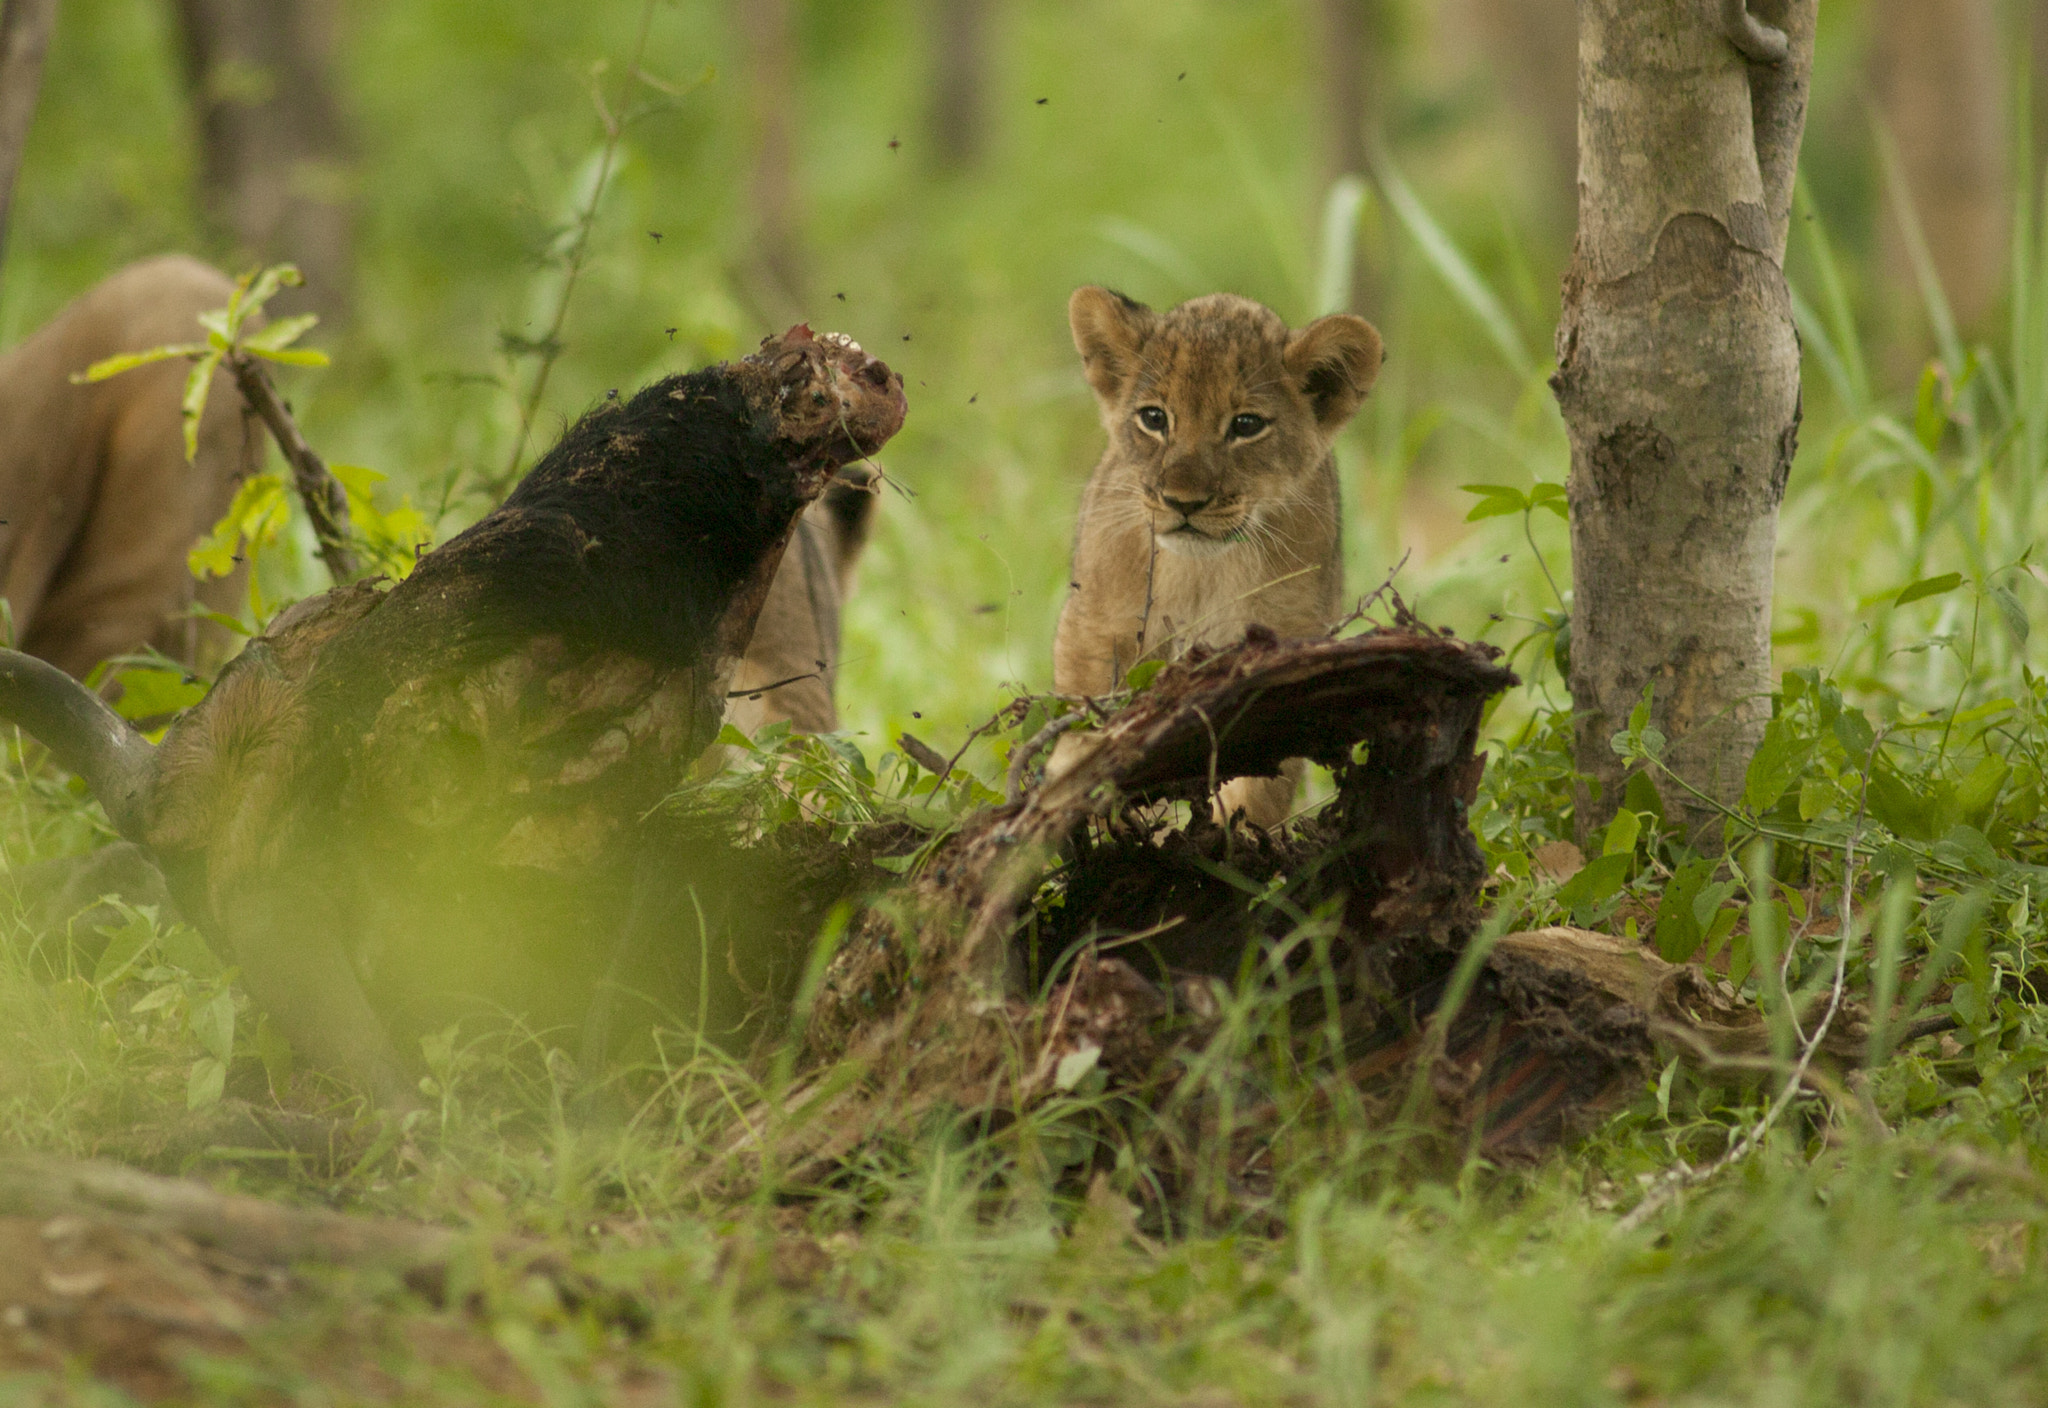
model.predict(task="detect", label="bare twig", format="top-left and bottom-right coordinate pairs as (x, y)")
top-left (0, 0), bottom-right (54, 273)
top-left (1006, 712), bottom-right (1087, 805)
top-left (1617, 728), bottom-right (1885, 1235)
top-left (726, 670), bottom-right (820, 699)
top-left (1328, 550), bottom-right (1412, 636)
top-left (226, 352), bottom-right (358, 584)
top-left (897, 731), bottom-right (951, 777)
top-left (495, 0), bottom-right (660, 495)
top-left (937, 708), bottom-right (1009, 788)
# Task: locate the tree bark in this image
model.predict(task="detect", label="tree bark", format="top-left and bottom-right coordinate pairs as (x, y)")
top-left (1551, 0), bottom-right (1815, 837)
top-left (1467, 0), bottom-right (1577, 198)
top-left (2034, 0), bottom-right (2048, 187)
top-left (0, 0), bottom-right (54, 273)
top-left (169, 0), bottom-right (353, 327)
top-left (1318, 0), bottom-right (1381, 314)
top-left (928, 0), bottom-right (989, 170)
top-left (1871, 0), bottom-right (2007, 354)
top-left (738, 0), bottom-right (802, 316)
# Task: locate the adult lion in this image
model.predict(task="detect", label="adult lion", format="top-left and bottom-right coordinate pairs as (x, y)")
top-left (0, 255), bottom-right (259, 680)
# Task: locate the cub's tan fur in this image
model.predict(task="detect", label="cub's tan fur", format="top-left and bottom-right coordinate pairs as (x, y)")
top-left (723, 465), bottom-right (878, 736)
top-left (1053, 288), bottom-right (1382, 827)
top-left (0, 256), bottom-right (261, 679)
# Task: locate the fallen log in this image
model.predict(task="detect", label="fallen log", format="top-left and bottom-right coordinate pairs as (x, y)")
top-left (731, 622), bottom-right (1888, 1189)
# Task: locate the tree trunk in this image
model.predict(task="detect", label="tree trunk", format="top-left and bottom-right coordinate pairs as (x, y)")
top-left (1871, 0), bottom-right (2007, 356)
top-left (929, 0), bottom-right (989, 170)
top-left (1318, 0), bottom-right (1380, 314)
top-left (169, 0), bottom-right (353, 327)
top-left (1466, 0), bottom-right (1577, 199)
top-left (0, 0), bottom-right (54, 273)
top-left (2034, 0), bottom-right (2048, 188)
top-left (1551, 1), bottom-right (1815, 837)
top-left (738, 0), bottom-right (802, 317)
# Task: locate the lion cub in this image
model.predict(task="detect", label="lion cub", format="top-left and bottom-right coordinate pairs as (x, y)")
top-left (1052, 288), bottom-right (1382, 828)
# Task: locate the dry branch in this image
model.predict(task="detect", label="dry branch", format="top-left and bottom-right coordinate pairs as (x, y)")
top-left (226, 351), bottom-right (358, 583)
top-left (0, 0), bottom-right (53, 272)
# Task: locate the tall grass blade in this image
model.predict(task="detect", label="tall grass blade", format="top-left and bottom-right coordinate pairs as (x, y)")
top-left (1871, 110), bottom-right (1971, 437)
top-left (1094, 217), bottom-right (1213, 298)
top-left (1794, 176), bottom-right (1870, 410)
top-left (1314, 175), bottom-right (1369, 318)
top-left (1370, 147), bottom-right (1536, 381)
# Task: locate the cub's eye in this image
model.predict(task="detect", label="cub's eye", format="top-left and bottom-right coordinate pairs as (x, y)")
top-left (1135, 406), bottom-right (1169, 434)
top-left (1228, 413), bottom-right (1269, 440)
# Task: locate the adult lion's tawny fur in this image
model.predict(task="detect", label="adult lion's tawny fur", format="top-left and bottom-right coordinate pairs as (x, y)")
top-left (1052, 288), bottom-right (1382, 827)
top-left (0, 256), bottom-right (261, 678)
top-left (724, 466), bottom-right (878, 736)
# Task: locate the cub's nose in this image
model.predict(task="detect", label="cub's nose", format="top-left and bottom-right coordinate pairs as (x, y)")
top-left (1161, 494), bottom-right (1211, 518)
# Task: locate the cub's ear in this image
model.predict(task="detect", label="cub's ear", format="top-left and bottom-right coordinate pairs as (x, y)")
top-left (1069, 287), bottom-right (1153, 403)
top-left (1283, 314), bottom-right (1383, 431)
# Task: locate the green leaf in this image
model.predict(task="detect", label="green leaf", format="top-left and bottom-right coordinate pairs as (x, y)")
top-left (129, 985), bottom-right (179, 1015)
top-left (1654, 858), bottom-right (1714, 962)
top-left (111, 667), bottom-right (207, 722)
top-left (1702, 903), bottom-right (1741, 961)
top-left (328, 462), bottom-right (386, 497)
top-left (71, 342), bottom-right (208, 383)
top-left (158, 922), bottom-right (223, 978)
top-left (179, 348), bottom-right (225, 461)
top-left (1989, 583), bottom-right (2030, 645)
top-left (92, 909), bottom-right (158, 986)
top-left (188, 608), bottom-right (253, 638)
top-left (1797, 776), bottom-right (1832, 821)
top-left (190, 989), bottom-right (236, 1063)
top-left (1742, 717), bottom-right (1812, 813)
top-left (249, 346), bottom-right (331, 368)
top-left (1934, 823), bottom-right (2003, 876)
top-left (187, 1057), bottom-right (227, 1110)
top-left (238, 263), bottom-right (303, 327)
top-left (189, 473), bottom-right (287, 580)
top-left (1123, 658), bottom-right (1166, 692)
top-left (1528, 481), bottom-right (1569, 520)
top-left (1867, 764), bottom-right (1934, 840)
top-left (1459, 483), bottom-right (1528, 522)
top-left (240, 312), bottom-right (319, 353)
top-left (1956, 753), bottom-right (2009, 824)
top-left (1693, 879), bottom-right (1741, 932)
top-left (1554, 851), bottom-right (1630, 912)
top-left (1628, 686), bottom-right (1655, 737)
top-left (1894, 571), bottom-right (1963, 607)
top-left (1728, 930), bottom-right (1753, 990)
top-left (1623, 769), bottom-right (1665, 823)
top-left (1832, 707), bottom-right (1876, 761)
top-left (1600, 807), bottom-right (1641, 858)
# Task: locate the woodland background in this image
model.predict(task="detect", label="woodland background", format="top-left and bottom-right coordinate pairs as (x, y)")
top-left (12, 0), bottom-right (2015, 744)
